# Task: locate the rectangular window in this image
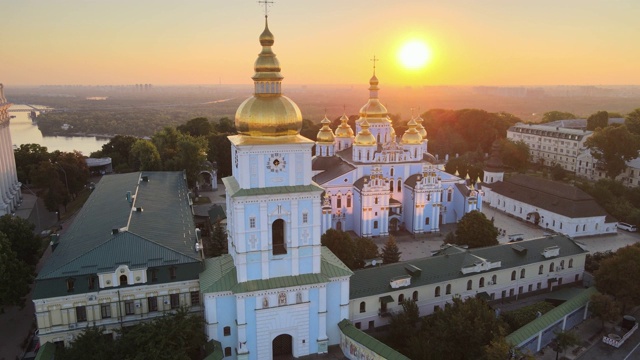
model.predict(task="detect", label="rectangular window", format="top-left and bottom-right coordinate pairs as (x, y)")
top-left (151, 269), bottom-right (158, 282)
top-left (169, 267), bottom-right (177, 280)
top-left (125, 300), bottom-right (135, 315)
top-left (190, 291), bottom-right (200, 306)
top-left (368, 320), bottom-right (375, 329)
top-left (302, 213), bottom-right (308, 224)
top-left (88, 276), bottom-right (96, 290)
top-left (76, 306), bottom-right (87, 322)
top-left (148, 297), bottom-right (158, 312)
top-left (249, 217), bottom-right (256, 228)
top-left (170, 293), bottom-right (180, 309)
top-left (347, 196), bottom-right (351, 207)
top-left (100, 304), bottom-right (111, 319)
top-left (67, 279), bottom-right (75, 292)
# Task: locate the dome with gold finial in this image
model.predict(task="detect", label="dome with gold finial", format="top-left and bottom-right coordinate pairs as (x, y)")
top-left (358, 74), bottom-right (389, 121)
top-left (415, 113), bottom-right (427, 139)
top-left (335, 113), bottom-right (354, 138)
top-left (354, 119), bottom-right (376, 145)
top-left (316, 115), bottom-right (336, 143)
top-left (235, 16), bottom-right (303, 137)
top-left (401, 118), bottom-right (423, 145)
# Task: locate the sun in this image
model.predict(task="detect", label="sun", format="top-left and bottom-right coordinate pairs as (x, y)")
top-left (398, 40), bottom-right (431, 70)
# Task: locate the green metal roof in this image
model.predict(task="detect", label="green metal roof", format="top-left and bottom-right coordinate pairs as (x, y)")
top-left (37, 172), bottom-right (200, 281)
top-left (506, 287), bottom-right (597, 346)
top-left (338, 319), bottom-right (411, 360)
top-left (222, 176), bottom-right (324, 198)
top-left (203, 339), bottom-right (224, 360)
top-left (34, 342), bottom-right (56, 360)
top-left (350, 235), bottom-right (587, 299)
top-left (200, 247), bottom-right (352, 294)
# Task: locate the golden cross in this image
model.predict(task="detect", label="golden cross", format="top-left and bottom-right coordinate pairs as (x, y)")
top-left (258, 0), bottom-right (274, 16)
top-left (370, 55), bottom-right (379, 75)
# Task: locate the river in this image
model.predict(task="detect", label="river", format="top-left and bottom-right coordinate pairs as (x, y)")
top-left (9, 105), bottom-right (110, 156)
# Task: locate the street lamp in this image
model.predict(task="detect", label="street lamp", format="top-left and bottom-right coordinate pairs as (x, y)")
top-left (53, 162), bottom-right (69, 195)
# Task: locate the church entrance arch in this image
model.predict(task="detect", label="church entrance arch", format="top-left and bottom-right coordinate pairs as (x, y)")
top-left (272, 334), bottom-right (293, 358)
top-left (526, 211), bottom-right (541, 225)
top-left (389, 218), bottom-right (400, 232)
top-left (336, 221), bottom-right (342, 231)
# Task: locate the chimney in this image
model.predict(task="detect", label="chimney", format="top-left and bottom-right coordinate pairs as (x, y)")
top-left (126, 191), bottom-right (132, 203)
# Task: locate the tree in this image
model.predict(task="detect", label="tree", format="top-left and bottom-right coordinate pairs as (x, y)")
top-left (53, 151), bottom-right (90, 198)
top-left (353, 236), bottom-right (379, 268)
top-left (0, 214), bottom-right (42, 267)
top-left (541, 111), bottom-right (577, 123)
top-left (91, 135), bottom-right (137, 172)
top-left (214, 117), bottom-right (237, 134)
top-left (177, 117), bottom-right (213, 137)
top-left (381, 236), bottom-right (401, 264)
top-left (586, 110), bottom-right (609, 130)
top-left (585, 125), bottom-right (640, 179)
top-left (321, 229), bottom-right (357, 269)
top-left (625, 108), bottom-right (640, 136)
top-left (551, 330), bottom-right (580, 360)
top-left (13, 143), bottom-right (51, 184)
top-left (57, 326), bottom-right (115, 360)
top-left (129, 139), bottom-right (162, 171)
top-left (452, 211), bottom-right (499, 248)
top-left (589, 293), bottom-right (621, 330)
top-left (207, 133), bottom-right (232, 177)
top-left (550, 163), bottom-right (566, 181)
top-left (387, 299), bottom-right (420, 353)
top-left (0, 234), bottom-right (33, 313)
top-left (207, 220), bottom-right (227, 257)
top-left (499, 139), bottom-right (530, 173)
top-left (594, 243), bottom-right (640, 311)
top-left (175, 135), bottom-right (208, 188)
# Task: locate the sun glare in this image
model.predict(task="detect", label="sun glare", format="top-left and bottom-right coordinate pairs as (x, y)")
top-left (398, 40), bottom-right (431, 70)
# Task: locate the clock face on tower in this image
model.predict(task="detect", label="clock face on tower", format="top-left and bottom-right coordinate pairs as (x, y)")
top-left (267, 153), bottom-right (286, 173)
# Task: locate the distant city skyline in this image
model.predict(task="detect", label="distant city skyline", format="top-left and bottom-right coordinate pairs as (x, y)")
top-left (3, 0), bottom-right (640, 87)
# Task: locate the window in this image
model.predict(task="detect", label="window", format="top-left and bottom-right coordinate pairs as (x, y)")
top-left (169, 267), bottom-right (177, 280)
top-left (67, 278), bottom-right (75, 292)
top-left (528, 284), bottom-right (533, 292)
top-left (119, 274), bottom-right (128, 286)
top-left (575, 274), bottom-right (580, 283)
top-left (170, 293), bottom-right (180, 309)
top-left (520, 269), bottom-right (526, 279)
top-left (467, 280), bottom-right (472, 290)
top-left (446, 284), bottom-right (451, 295)
top-left (539, 265), bottom-right (544, 274)
top-left (390, 181), bottom-right (394, 192)
top-left (151, 268), bottom-right (158, 282)
top-left (479, 277), bottom-right (485, 288)
top-left (435, 286), bottom-right (441, 297)
top-left (272, 219), bottom-right (286, 255)
top-left (569, 259), bottom-right (573, 268)
top-left (190, 291), bottom-right (200, 306)
top-left (369, 320), bottom-right (375, 329)
top-left (337, 196), bottom-right (342, 209)
top-left (511, 271), bottom-right (516, 281)
top-left (302, 213), bottom-right (308, 224)
top-left (359, 301), bottom-right (366, 313)
top-left (425, 217), bottom-right (430, 225)
top-left (549, 262), bottom-right (555, 272)
top-left (148, 297), bottom-right (158, 312)
top-left (390, 168), bottom-right (394, 177)
top-left (100, 304), bottom-right (111, 319)
top-left (249, 217), bottom-right (256, 228)
top-left (398, 179), bottom-right (402, 191)
top-left (374, 197), bottom-right (379, 205)
top-left (125, 300), bottom-right (135, 315)
top-left (278, 292), bottom-right (287, 306)
top-left (491, 275), bottom-right (497, 285)
top-left (560, 260), bottom-right (565, 269)
top-left (355, 322), bottom-right (361, 329)
top-left (347, 196), bottom-right (351, 208)
top-left (373, 221), bottom-right (378, 229)
top-left (447, 191), bottom-right (452, 202)
top-left (537, 282), bottom-right (542, 290)
top-left (412, 291), bottom-right (418, 302)
top-left (88, 276), bottom-right (96, 290)
top-left (398, 294), bottom-right (405, 303)
top-left (224, 347), bottom-right (232, 357)
top-left (509, 289), bottom-right (514, 297)
top-left (224, 326), bottom-right (231, 336)
top-left (76, 306), bottom-right (87, 322)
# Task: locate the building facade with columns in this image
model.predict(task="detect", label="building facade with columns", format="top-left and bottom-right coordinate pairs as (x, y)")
top-left (0, 84), bottom-right (22, 216)
top-left (312, 76), bottom-right (482, 238)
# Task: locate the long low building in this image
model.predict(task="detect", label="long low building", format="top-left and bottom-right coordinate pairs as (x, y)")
top-left (482, 174), bottom-right (617, 237)
top-left (32, 172), bottom-right (203, 347)
top-left (348, 235), bottom-right (587, 331)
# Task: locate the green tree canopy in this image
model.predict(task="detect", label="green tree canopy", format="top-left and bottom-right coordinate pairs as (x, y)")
top-left (625, 108), bottom-right (640, 136)
top-left (541, 111), bottom-right (577, 123)
top-left (585, 125), bottom-right (640, 179)
top-left (321, 229), bottom-right (357, 269)
top-left (0, 233), bottom-right (33, 313)
top-left (130, 139), bottom-right (162, 171)
top-left (0, 214), bottom-right (42, 267)
top-left (353, 236), bottom-right (379, 268)
top-left (90, 135), bottom-right (138, 172)
top-left (499, 139), bottom-right (530, 173)
top-left (586, 110), bottom-right (609, 130)
top-left (551, 330), bottom-right (580, 360)
top-left (13, 143), bottom-right (51, 184)
top-left (450, 210), bottom-right (499, 248)
top-left (206, 220), bottom-right (227, 258)
top-left (214, 117), bottom-right (237, 134)
top-left (589, 293), bottom-right (621, 330)
top-left (382, 236), bottom-right (401, 264)
top-left (594, 243), bottom-right (640, 310)
top-left (177, 117), bottom-right (213, 137)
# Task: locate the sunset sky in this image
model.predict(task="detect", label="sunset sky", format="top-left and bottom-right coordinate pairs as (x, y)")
top-left (3, 0), bottom-right (639, 87)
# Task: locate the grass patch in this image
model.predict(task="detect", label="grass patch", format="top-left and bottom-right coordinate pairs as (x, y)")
top-left (193, 196), bottom-right (212, 205)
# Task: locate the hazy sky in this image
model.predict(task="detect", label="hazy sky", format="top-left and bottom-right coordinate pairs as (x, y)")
top-left (3, 0), bottom-right (639, 86)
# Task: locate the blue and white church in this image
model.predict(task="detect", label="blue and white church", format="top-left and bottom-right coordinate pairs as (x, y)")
top-left (200, 16), bottom-right (352, 360)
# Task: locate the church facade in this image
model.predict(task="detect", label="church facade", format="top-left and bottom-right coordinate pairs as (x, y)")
top-left (0, 84), bottom-right (22, 216)
top-left (312, 73), bottom-right (482, 237)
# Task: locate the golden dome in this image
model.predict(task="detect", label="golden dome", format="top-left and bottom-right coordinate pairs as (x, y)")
top-left (354, 119), bottom-right (376, 145)
top-left (401, 118), bottom-right (423, 145)
top-left (390, 127), bottom-right (396, 141)
top-left (335, 113), bottom-right (354, 138)
top-left (358, 73), bottom-right (389, 121)
top-left (316, 116), bottom-right (335, 143)
top-left (415, 114), bottom-right (427, 139)
top-left (235, 16), bottom-right (302, 137)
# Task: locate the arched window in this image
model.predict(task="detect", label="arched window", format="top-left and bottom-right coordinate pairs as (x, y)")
top-left (435, 286), bottom-right (441, 297)
top-left (539, 265), bottom-right (544, 274)
top-left (398, 294), bottom-right (405, 303)
top-left (479, 277), bottom-right (485, 288)
top-left (520, 269), bottom-right (526, 279)
top-left (359, 301), bottom-right (366, 313)
top-left (412, 291), bottom-right (418, 301)
top-left (511, 271), bottom-right (516, 281)
top-left (367, 152), bottom-right (370, 160)
top-left (549, 262), bottom-right (555, 272)
top-left (374, 197), bottom-right (379, 205)
top-left (576, 225), bottom-right (579, 232)
top-left (425, 217), bottom-right (430, 225)
top-left (491, 275), bottom-right (497, 285)
top-left (373, 221), bottom-right (378, 229)
top-left (446, 284), bottom-right (451, 295)
top-left (347, 196), bottom-right (352, 208)
top-left (467, 280), bottom-right (472, 290)
top-left (447, 191), bottom-right (452, 202)
top-left (390, 181), bottom-right (394, 192)
top-left (568, 259), bottom-right (573, 268)
top-left (272, 219), bottom-right (286, 255)
top-left (358, 151), bottom-right (362, 160)
top-left (390, 168), bottom-right (394, 177)
top-left (337, 196), bottom-right (342, 209)
top-left (397, 179), bottom-right (402, 191)
top-left (120, 274), bottom-right (128, 286)
top-left (560, 260), bottom-right (565, 269)
top-left (583, 224), bottom-right (586, 231)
